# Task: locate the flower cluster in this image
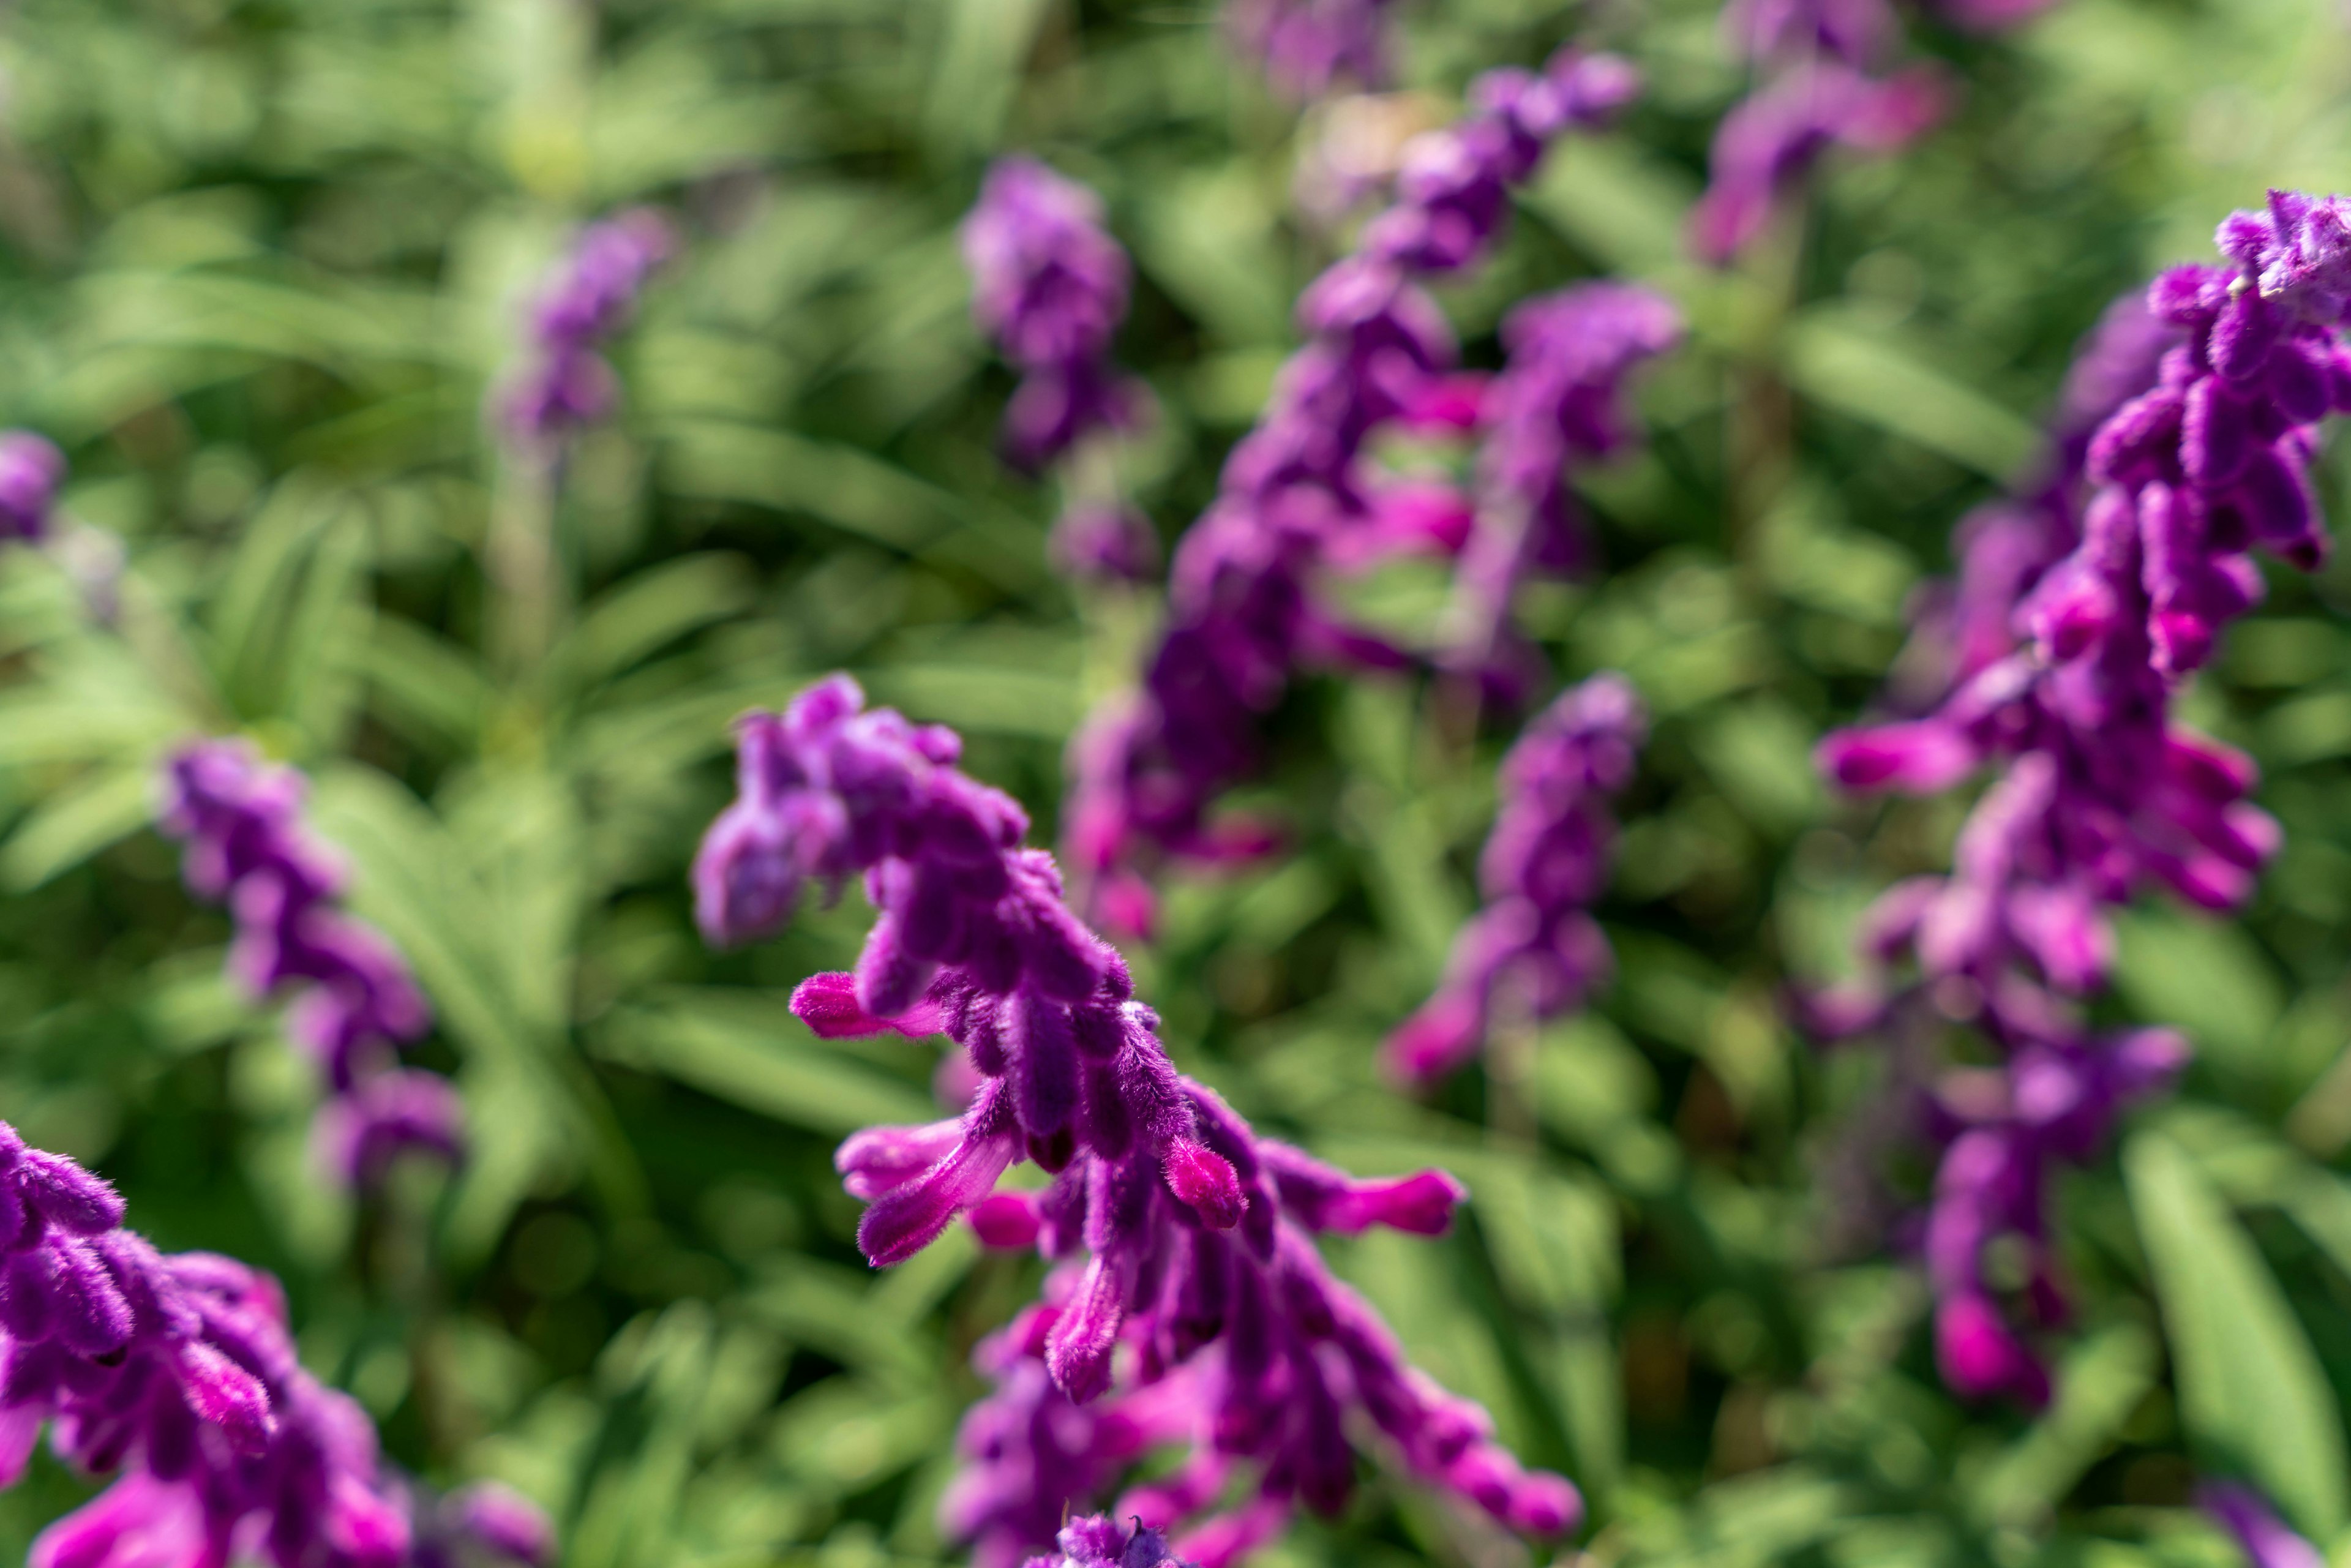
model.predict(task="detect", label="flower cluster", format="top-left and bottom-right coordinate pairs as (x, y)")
top-left (158, 741), bottom-right (457, 1189)
top-left (1813, 189), bottom-right (2351, 1401)
top-left (1387, 675), bottom-right (1644, 1084)
top-left (1226, 0), bottom-right (1398, 99)
top-left (694, 677), bottom-right (1578, 1563)
top-left (0, 1118), bottom-right (547, 1568)
top-left (500, 208), bottom-right (673, 454)
top-left (0, 432), bottom-right (65, 542)
top-left (2200, 1482), bottom-right (2326, 1568)
top-left (1019, 1514), bottom-right (1191, 1568)
top-left (1695, 0), bottom-right (2065, 264)
top-left (1445, 287), bottom-right (1681, 699)
top-left (1692, 0), bottom-right (1944, 264)
top-left (962, 159), bottom-right (1146, 476)
top-left (1063, 45), bottom-right (1639, 938)
top-left (1885, 293), bottom-right (2180, 710)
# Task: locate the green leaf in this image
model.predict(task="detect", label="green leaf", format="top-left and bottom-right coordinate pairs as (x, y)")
top-left (0, 763), bottom-right (158, 889)
top-left (2125, 1130), bottom-right (2349, 1539)
top-left (1781, 307), bottom-right (2038, 479)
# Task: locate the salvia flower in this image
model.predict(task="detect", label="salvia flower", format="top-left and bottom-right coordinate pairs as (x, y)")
top-left (157, 741), bottom-right (456, 1188)
top-left (500, 208), bottom-right (673, 454)
top-left (1226, 0), bottom-right (1399, 99)
top-left (1387, 675), bottom-right (1645, 1084)
top-left (2200, 1481), bottom-right (2327, 1568)
top-left (1445, 286), bottom-right (1681, 697)
top-left (1695, 0), bottom-right (2069, 264)
top-left (1050, 502), bottom-right (1162, 585)
top-left (963, 159), bottom-right (1145, 475)
top-left (0, 1119), bottom-right (552, 1568)
top-left (1022, 1514), bottom-right (1191, 1568)
top-left (1886, 291), bottom-right (2179, 710)
top-left (1813, 190), bottom-right (2351, 1403)
top-left (695, 676), bottom-right (1579, 1561)
top-left (1064, 43), bottom-right (1638, 938)
top-left (1690, 58), bottom-right (1944, 265)
top-left (0, 431), bottom-right (65, 542)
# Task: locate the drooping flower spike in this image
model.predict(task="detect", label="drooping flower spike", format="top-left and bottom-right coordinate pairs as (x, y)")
top-left (0, 431), bottom-right (66, 542)
top-left (1813, 189), bottom-right (2351, 1403)
top-left (0, 1118), bottom-right (550, 1568)
top-left (1063, 43), bottom-right (1640, 939)
top-left (1694, 0), bottom-right (2061, 265)
top-left (1386, 674), bottom-right (1646, 1084)
top-left (1445, 288), bottom-right (1681, 699)
top-left (962, 159), bottom-right (1146, 476)
top-left (2200, 1481), bottom-right (2327, 1568)
top-left (696, 675), bottom-right (1579, 1562)
top-left (1226, 0), bottom-right (1399, 99)
top-left (158, 741), bottom-right (458, 1188)
top-left (500, 207), bottom-right (673, 454)
top-left (1021, 1514), bottom-right (1193, 1568)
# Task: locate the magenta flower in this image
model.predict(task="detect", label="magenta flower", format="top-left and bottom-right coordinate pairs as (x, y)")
top-left (157, 741), bottom-right (457, 1189)
top-left (962, 159), bottom-right (1145, 475)
top-left (1813, 189), bottom-right (2351, 1402)
top-left (1387, 675), bottom-right (1645, 1084)
top-left (1690, 60), bottom-right (1944, 264)
top-left (694, 676), bottom-right (1580, 1563)
top-left (2200, 1482), bottom-right (2327, 1568)
top-left (0, 432), bottom-right (65, 541)
top-left (1447, 287), bottom-right (1681, 698)
top-left (1693, 0), bottom-right (2071, 265)
top-left (1021, 1514), bottom-right (1191, 1568)
top-left (499, 208), bottom-right (673, 454)
top-left (0, 1118), bottom-right (549, 1568)
top-left (1064, 44), bottom-right (1638, 939)
top-left (1224, 0), bottom-right (1399, 99)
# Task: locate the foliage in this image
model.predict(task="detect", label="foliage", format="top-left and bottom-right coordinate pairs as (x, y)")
top-left (0, 0), bottom-right (2347, 1566)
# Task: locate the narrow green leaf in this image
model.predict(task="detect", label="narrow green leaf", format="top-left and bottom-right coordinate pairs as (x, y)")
top-left (2125, 1130), bottom-right (2349, 1539)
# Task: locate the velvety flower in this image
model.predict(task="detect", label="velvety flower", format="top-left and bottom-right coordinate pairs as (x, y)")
top-left (1813, 189), bottom-right (2351, 1403)
top-left (1886, 292), bottom-right (2178, 709)
top-left (1064, 43), bottom-right (1637, 938)
top-left (1021, 1513), bottom-right (1192, 1568)
top-left (1689, 61), bottom-right (1944, 264)
top-left (963, 159), bottom-right (1144, 473)
top-left (0, 1118), bottom-right (550, 1568)
top-left (1445, 286), bottom-right (1681, 696)
top-left (1049, 503), bottom-right (1161, 585)
top-left (0, 431), bottom-right (65, 541)
top-left (500, 208), bottom-right (673, 453)
top-left (1387, 675), bottom-right (1644, 1084)
top-left (696, 677), bottom-right (1579, 1562)
top-left (157, 741), bottom-right (455, 1189)
top-left (2200, 1481), bottom-right (2327, 1568)
top-left (1226, 0), bottom-right (1398, 99)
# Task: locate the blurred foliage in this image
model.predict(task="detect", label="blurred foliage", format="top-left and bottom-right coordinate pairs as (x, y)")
top-left (0, 1), bottom-right (2348, 1566)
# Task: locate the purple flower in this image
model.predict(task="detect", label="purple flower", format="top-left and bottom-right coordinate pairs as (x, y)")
top-left (1049, 503), bottom-right (1161, 585)
top-left (1446, 287), bottom-right (1681, 697)
top-left (0, 432), bottom-right (65, 541)
top-left (1886, 293), bottom-right (2179, 709)
top-left (499, 209), bottom-right (673, 454)
top-left (0, 1119), bottom-right (553, 1568)
top-left (1065, 43), bottom-right (1637, 939)
top-left (1021, 1514), bottom-right (1192, 1568)
top-left (2200, 1482), bottom-right (2327, 1568)
top-left (1690, 61), bottom-right (1944, 264)
top-left (157, 741), bottom-right (454, 1190)
top-left (1225, 0), bottom-right (1400, 98)
top-left (1387, 675), bottom-right (1645, 1084)
top-left (1813, 189), bottom-right (2351, 1403)
top-left (695, 677), bottom-right (1580, 1562)
top-left (962, 160), bottom-right (1145, 473)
